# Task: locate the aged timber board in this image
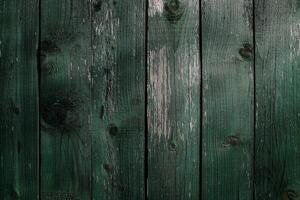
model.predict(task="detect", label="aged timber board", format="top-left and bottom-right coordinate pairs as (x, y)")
top-left (148, 0), bottom-right (200, 199)
top-left (202, 0), bottom-right (254, 199)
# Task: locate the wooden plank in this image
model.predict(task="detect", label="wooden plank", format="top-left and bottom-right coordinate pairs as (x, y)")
top-left (91, 0), bottom-right (145, 199)
top-left (40, 0), bottom-right (92, 199)
top-left (201, 0), bottom-right (254, 199)
top-left (148, 0), bottom-right (200, 199)
top-left (254, 0), bottom-right (300, 199)
top-left (0, 0), bottom-right (39, 199)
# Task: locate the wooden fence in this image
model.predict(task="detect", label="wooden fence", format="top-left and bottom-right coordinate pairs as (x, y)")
top-left (1, 0), bottom-right (299, 199)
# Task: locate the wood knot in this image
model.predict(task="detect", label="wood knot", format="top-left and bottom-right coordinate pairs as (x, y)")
top-left (283, 189), bottom-right (298, 200)
top-left (41, 93), bottom-right (81, 133)
top-left (10, 100), bottom-right (20, 115)
top-left (40, 40), bottom-right (60, 54)
top-left (92, 0), bottom-right (102, 12)
top-left (239, 43), bottom-right (253, 60)
top-left (103, 163), bottom-right (114, 173)
top-left (107, 124), bottom-right (118, 136)
top-left (164, 0), bottom-right (185, 23)
top-left (41, 61), bottom-right (60, 74)
top-left (10, 190), bottom-right (20, 200)
top-left (168, 141), bottom-right (177, 151)
top-left (221, 135), bottom-right (241, 148)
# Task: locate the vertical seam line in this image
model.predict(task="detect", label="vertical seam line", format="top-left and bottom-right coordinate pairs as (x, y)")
top-left (37, 0), bottom-right (41, 198)
top-left (252, 0), bottom-right (256, 199)
top-left (199, 0), bottom-right (203, 199)
top-left (90, 0), bottom-right (93, 199)
top-left (144, 0), bottom-right (149, 200)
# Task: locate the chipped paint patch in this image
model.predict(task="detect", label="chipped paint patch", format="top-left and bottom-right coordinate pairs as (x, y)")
top-left (149, 0), bottom-right (164, 17)
top-left (290, 22), bottom-right (300, 57)
top-left (148, 47), bottom-right (171, 139)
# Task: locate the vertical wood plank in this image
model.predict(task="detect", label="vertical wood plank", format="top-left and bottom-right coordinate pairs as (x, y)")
top-left (148, 0), bottom-right (200, 199)
top-left (0, 0), bottom-right (39, 199)
top-left (201, 0), bottom-right (254, 199)
top-left (255, 0), bottom-right (300, 199)
top-left (91, 0), bottom-right (145, 199)
top-left (40, 0), bottom-right (92, 199)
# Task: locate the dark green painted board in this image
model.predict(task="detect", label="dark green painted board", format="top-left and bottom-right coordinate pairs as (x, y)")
top-left (201, 0), bottom-right (254, 199)
top-left (91, 0), bottom-right (145, 199)
top-left (148, 0), bottom-right (200, 199)
top-left (40, 0), bottom-right (92, 199)
top-left (0, 0), bottom-right (39, 199)
top-left (254, 0), bottom-right (300, 199)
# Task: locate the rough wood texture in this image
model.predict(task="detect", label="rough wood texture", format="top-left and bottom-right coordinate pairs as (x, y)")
top-left (201, 0), bottom-right (254, 199)
top-left (255, 0), bottom-right (300, 199)
top-left (0, 0), bottom-right (39, 199)
top-left (3, 1), bottom-right (300, 199)
top-left (148, 0), bottom-right (200, 199)
top-left (40, 0), bottom-right (92, 199)
top-left (91, 0), bottom-right (145, 199)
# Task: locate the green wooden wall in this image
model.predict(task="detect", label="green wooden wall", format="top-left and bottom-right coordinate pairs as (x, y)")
top-left (1, 0), bottom-right (300, 199)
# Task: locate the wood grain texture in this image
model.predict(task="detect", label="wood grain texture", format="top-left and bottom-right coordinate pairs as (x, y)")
top-left (91, 0), bottom-right (145, 199)
top-left (201, 0), bottom-right (254, 199)
top-left (40, 0), bottom-right (92, 199)
top-left (255, 0), bottom-right (300, 199)
top-left (0, 0), bottom-right (39, 199)
top-left (148, 0), bottom-right (200, 199)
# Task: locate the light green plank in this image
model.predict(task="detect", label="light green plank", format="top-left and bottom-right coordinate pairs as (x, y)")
top-left (202, 0), bottom-right (254, 199)
top-left (148, 0), bottom-right (200, 199)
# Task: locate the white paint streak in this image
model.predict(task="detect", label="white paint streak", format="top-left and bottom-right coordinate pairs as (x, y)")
top-left (290, 22), bottom-right (300, 57)
top-left (149, 0), bottom-right (164, 17)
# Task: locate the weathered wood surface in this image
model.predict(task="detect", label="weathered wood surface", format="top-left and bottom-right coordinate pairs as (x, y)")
top-left (202, 0), bottom-right (254, 199)
top-left (0, 0), bottom-right (39, 199)
top-left (255, 0), bottom-right (300, 199)
top-left (40, 0), bottom-right (92, 199)
top-left (148, 0), bottom-right (200, 199)
top-left (3, 0), bottom-right (300, 199)
top-left (91, 0), bottom-right (145, 199)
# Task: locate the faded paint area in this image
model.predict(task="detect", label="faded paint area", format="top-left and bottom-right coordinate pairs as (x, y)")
top-left (92, 2), bottom-right (120, 115)
top-left (177, 44), bottom-right (200, 87)
top-left (149, 0), bottom-right (164, 17)
top-left (148, 44), bottom-right (199, 140)
top-left (177, 45), bottom-right (200, 141)
top-left (148, 47), bottom-right (171, 139)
